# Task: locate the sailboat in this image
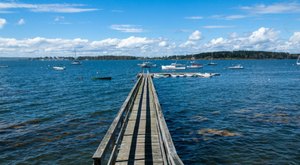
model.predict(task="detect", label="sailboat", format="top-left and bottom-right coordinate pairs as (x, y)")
top-left (207, 52), bottom-right (217, 65)
top-left (71, 49), bottom-right (81, 65)
top-left (297, 55), bottom-right (300, 66)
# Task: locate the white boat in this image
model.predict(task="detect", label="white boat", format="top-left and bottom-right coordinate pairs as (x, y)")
top-left (138, 61), bottom-right (156, 68)
top-left (208, 53), bottom-right (217, 65)
top-left (297, 56), bottom-right (300, 66)
top-left (161, 63), bottom-right (186, 70)
top-left (53, 66), bottom-right (66, 70)
top-left (71, 60), bottom-right (81, 65)
top-left (228, 64), bottom-right (244, 69)
top-left (187, 62), bottom-right (203, 69)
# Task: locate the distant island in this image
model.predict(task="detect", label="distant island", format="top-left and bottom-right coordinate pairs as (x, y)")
top-left (31, 50), bottom-right (299, 60)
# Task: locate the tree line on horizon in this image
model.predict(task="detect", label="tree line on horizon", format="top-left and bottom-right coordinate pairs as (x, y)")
top-left (33, 50), bottom-right (299, 60)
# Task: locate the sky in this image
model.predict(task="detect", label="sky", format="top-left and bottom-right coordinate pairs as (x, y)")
top-left (1, 0), bottom-right (300, 57)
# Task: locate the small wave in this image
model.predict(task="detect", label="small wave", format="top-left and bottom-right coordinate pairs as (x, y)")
top-left (1, 117), bottom-right (51, 130)
top-left (198, 128), bottom-right (241, 137)
top-left (191, 116), bottom-right (209, 122)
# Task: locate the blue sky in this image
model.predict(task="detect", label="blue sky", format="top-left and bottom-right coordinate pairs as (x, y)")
top-left (1, 0), bottom-right (300, 57)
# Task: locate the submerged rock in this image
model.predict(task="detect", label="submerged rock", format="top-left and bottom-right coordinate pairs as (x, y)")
top-left (198, 128), bottom-right (240, 137)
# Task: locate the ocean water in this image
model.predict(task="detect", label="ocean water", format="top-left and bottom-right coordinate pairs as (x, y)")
top-left (0, 59), bottom-right (299, 164)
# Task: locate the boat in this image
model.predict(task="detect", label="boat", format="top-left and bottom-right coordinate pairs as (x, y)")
top-left (71, 60), bottom-right (81, 65)
top-left (207, 62), bottom-right (217, 66)
top-left (138, 61), bottom-right (156, 68)
top-left (53, 66), bottom-right (66, 70)
top-left (208, 53), bottom-right (217, 65)
top-left (71, 49), bottom-right (81, 65)
top-left (187, 62), bottom-right (203, 69)
top-left (92, 77), bottom-right (112, 80)
top-left (161, 63), bottom-right (186, 70)
top-left (228, 64), bottom-right (244, 69)
top-left (297, 56), bottom-right (300, 66)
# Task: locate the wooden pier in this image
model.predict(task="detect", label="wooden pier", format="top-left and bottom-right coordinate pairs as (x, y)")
top-left (93, 74), bottom-right (183, 165)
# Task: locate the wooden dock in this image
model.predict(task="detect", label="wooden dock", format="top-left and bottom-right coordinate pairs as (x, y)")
top-left (93, 74), bottom-right (183, 165)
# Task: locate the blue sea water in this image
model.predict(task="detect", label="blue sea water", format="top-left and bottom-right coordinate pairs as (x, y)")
top-left (0, 59), bottom-right (299, 164)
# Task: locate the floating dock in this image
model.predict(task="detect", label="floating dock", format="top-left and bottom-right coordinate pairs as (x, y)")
top-left (93, 74), bottom-right (183, 165)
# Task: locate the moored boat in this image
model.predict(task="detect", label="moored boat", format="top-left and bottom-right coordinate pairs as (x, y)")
top-left (53, 66), bottom-right (66, 70)
top-left (297, 56), bottom-right (300, 66)
top-left (138, 61), bottom-right (156, 68)
top-left (228, 64), bottom-right (244, 69)
top-left (161, 63), bottom-right (186, 70)
top-left (187, 63), bottom-right (203, 69)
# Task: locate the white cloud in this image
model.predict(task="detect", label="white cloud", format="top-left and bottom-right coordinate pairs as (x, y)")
top-left (179, 30), bottom-right (202, 48)
top-left (203, 25), bottom-right (234, 29)
top-left (0, 18), bottom-right (6, 28)
top-left (203, 27), bottom-right (280, 51)
top-left (289, 32), bottom-right (300, 44)
top-left (240, 2), bottom-right (300, 14)
top-left (248, 27), bottom-right (279, 44)
top-left (188, 30), bottom-right (201, 41)
top-left (0, 2), bottom-right (98, 13)
top-left (224, 15), bottom-right (247, 20)
top-left (17, 18), bottom-right (25, 25)
top-left (110, 24), bottom-right (144, 33)
top-left (1, 27), bottom-right (300, 57)
top-left (158, 41), bottom-right (168, 47)
top-left (185, 16), bottom-right (203, 20)
top-left (211, 14), bottom-right (247, 20)
top-left (179, 40), bottom-right (196, 48)
top-left (117, 36), bottom-right (155, 48)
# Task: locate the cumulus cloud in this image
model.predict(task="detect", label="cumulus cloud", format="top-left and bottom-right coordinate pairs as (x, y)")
top-left (0, 2), bottom-right (98, 13)
top-left (248, 27), bottom-right (279, 44)
top-left (158, 41), bottom-right (168, 47)
top-left (110, 24), bottom-right (144, 33)
top-left (17, 18), bottom-right (25, 25)
top-left (203, 27), bottom-right (280, 51)
top-left (189, 30), bottom-right (201, 41)
top-left (116, 36), bottom-right (154, 48)
top-left (240, 2), bottom-right (300, 14)
top-left (1, 27), bottom-right (300, 57)
top-left (0, 18), bottom-right (6, 28)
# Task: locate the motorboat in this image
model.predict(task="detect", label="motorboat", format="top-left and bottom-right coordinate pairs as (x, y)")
top-left (187, 62), bottom-right (203, 69)
top-left (138, 61), bottom-right (156, 68)
top-left (207, 62), bottom-right (217, 66)
top-left (161, 63), bottom-right (186, 70)
top-left (228, 64), bottom-right (244, 69)
top-left (53, 66), bottom-right (66, 70)
top-left (297, 56), bottom-right (300, 66)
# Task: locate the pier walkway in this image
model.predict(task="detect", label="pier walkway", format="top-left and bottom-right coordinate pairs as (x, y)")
top-left (93, 74), bottom-right (183, 165)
